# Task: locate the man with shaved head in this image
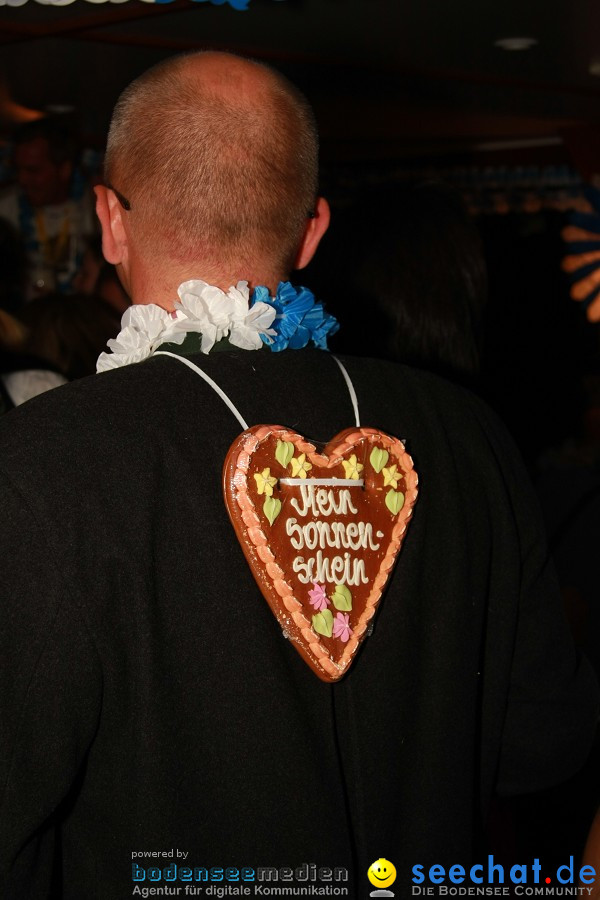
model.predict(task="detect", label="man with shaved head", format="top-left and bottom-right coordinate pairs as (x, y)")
top-left (0, 52), bottom-right (597, 898)
top-left (98, 52), bottom-right (327, 302)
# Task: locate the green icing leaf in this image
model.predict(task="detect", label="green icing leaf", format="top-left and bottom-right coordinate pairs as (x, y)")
top-left (312, 608), bottom-right (333, 638)
top-left (331, 583), bottom-right (353, 611)
top-left (263, 496), bottom-right (282, 526)
top-left (385, 489), bottom-right (405, 515)
top-left (370, 446), bottom-right (389, 473)
top-left (275, 440), bottom-right (294, 469)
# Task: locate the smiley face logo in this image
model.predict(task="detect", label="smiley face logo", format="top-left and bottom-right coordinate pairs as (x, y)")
top-left (368, 858), bottom-right (397, 889)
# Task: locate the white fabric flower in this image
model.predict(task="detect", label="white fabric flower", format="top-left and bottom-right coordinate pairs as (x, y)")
top-left (230, 300), bottom-right (278, 351)
top-left (176, 279), bottom-right (276, 353)
top-left (96, 305), bottom-right (187, 373)
top-left (96, 280), bottom-right (277, 373)
top-left (177, 281), bottom-right (233, 353)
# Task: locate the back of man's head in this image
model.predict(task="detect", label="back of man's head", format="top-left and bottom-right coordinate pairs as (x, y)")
top-left (104, 52), bottom-right (319, 276)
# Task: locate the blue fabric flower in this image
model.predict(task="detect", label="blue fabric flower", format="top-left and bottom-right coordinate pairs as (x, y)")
top-left (251, 282), bottom-right (340, 352)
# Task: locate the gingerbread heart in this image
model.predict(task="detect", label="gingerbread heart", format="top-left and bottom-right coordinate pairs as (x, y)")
top-left (223, 426), bottom-right (418, 682)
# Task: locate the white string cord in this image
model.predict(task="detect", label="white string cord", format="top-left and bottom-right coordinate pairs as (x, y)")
top-left (153, 350), bottom-right (249, 430)
top-left (154, 351), bottom-right (361, 432)
top-left (332, 356), bottom-right (360, 427)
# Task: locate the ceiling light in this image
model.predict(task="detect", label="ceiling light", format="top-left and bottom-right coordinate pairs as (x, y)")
top-left (494, 37), bottom-right (538, 51)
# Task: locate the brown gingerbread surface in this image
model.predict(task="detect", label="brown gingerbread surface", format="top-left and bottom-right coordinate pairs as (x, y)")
top-left (223, 426), bottom-right (418, 681)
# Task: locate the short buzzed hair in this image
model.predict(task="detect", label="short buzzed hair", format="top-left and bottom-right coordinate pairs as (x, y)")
top-left (105, 52), bottom-right (319, 272)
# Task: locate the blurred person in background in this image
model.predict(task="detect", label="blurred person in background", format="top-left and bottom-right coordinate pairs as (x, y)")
top-left (0, 214), bottom-right (66, 410)
top-left (307, 181), bottom-right (487, 388)
top-left (0, 117), bottom-right (96, 298)
top-left (0, 293), bottom-right (120, 412)
top-left (73, 235), bottom-right (130, 315)
top-left (0, 216), bottom-right (28, 316)
top-left (0, 306), bottom-right (66, 412)
top-left (22, 292), bottom-right (122, 381)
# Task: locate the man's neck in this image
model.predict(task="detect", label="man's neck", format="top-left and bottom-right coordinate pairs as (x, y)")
top-left (129, 267), bottom-right (286, 310)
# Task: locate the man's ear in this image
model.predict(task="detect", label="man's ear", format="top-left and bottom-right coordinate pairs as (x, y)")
top-left (293, 196), bottom-right (330, 271)
top-left (94, 185), bottom-right (128, 266)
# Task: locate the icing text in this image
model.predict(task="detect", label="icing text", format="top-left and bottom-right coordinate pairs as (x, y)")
top-left (286, 485), bottom-right (374, 586)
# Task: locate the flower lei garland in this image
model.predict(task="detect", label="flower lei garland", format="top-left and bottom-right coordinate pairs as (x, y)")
top-left (96, 280), bottom-right (339, 373)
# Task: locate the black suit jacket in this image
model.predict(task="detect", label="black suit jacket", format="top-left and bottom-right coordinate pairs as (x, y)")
top-left (0, 347), bottom-right (597, 898)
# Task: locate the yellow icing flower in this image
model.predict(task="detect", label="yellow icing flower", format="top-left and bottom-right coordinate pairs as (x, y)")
top-left (253, 467), bottom-right (278, 497)
top-left (342, 454), bottom-right (364, 480)
top-left (290, 453), bottom-right (312, 478)
top-left (382, 464), bottom-right (400, 489)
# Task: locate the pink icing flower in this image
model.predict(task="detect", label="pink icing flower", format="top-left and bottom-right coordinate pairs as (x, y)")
top-left (308, 582), bottom-right (329, 612)
top-left (333, 612), bottom-right (353, 643)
